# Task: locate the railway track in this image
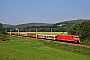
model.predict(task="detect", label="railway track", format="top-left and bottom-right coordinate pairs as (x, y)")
top-left (13, 35), bottom-right (90, 48)
top-left (7, 32), bottom-right (90, 48)
top-left (53, 41), bottom-right (90, 48)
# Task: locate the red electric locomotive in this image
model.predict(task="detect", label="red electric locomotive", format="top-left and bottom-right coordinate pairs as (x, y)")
top-left (56, 34), bottom-right (80, 43)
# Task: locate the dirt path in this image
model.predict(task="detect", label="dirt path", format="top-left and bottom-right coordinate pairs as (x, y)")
top-left (53, 41), bottom-right (90, 48)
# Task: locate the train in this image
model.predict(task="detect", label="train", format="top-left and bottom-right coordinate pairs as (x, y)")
top-left (6, 32), bottom-right (80, 43)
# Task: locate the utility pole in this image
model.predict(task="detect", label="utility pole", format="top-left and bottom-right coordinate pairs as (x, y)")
top-left (18, 29), bottom-right (19, 37)
top-left (29, 29), bottom-right (30, 32)
top-left (36, 28), bottom-right (37, 39)
top-left (5, 30), bottom-right (7, 34)
top-left (51, 28), bottom-right (52, 34)
top-left (15, 28), bottom-right (19, 37)
top-left (5, 30), bottom-right (7, 32)
top-left (10, 30), bottom-right (11, 35)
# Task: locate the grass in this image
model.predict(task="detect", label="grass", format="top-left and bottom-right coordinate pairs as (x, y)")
top-left (0, 36), bottom-right (90, 60)
top-left (81, 39), bottom-right (90, 44)
top-left (20, 32), bottom-right (68, 34)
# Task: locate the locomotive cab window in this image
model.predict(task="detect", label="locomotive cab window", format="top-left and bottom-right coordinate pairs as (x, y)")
top-left (74, 36), bottom-right (79, 38)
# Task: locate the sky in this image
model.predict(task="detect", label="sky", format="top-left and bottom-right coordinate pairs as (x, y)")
top-left (0, 0), bottom-right (90, 25)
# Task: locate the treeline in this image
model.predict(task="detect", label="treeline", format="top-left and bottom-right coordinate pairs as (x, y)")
top-left (5, 26), bottom-right (67, 32)
top-left (67, 20), bottom-right (90, 42)
top-left (0, 23), bottom-right (7, 41)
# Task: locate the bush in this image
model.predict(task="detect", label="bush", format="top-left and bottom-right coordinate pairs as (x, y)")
top-left (0, 23), bottom-right (8, 41)
top-left (67, 20), bottom-right (90, 43)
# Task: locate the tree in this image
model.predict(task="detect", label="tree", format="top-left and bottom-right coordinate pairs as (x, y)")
top-left (67, 20), bottom-right (90, 42)
top-left (0, 23), bottom-right (4, 34)
top-left (67, 23), bottom-right (81, 35)
top-left (81, 20), bottom-right (90, 39)
top-left (0, 23), bottom-right (7, 41)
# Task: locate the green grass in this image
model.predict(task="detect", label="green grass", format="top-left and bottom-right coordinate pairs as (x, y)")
top-left (81, 39), bottom-right (90, 44)
top-left (20, 32), bottom-right (68, 34)
top-left (0, 36), bottom-right (90, 60)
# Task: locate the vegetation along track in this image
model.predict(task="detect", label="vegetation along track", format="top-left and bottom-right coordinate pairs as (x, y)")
top-left (7, 31), bottom-right (90, 48)
top-left (53, 40), bottom-right (90, 48)
top-left (13, 35), bottom-right (90, 48)
top-left (24, 36), bottom-right (90, 48)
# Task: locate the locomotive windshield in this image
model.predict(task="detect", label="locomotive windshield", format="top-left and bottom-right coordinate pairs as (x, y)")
top-left (74, 36), bottom-right (79, 38)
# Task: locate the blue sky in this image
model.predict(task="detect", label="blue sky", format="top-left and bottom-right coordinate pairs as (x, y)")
top-left (0, 0), bottom-right (90, 25)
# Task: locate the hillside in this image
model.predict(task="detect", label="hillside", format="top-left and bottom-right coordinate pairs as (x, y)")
top-left (2, 19), bottom-right (88, 28)
top-left (2, 24), bottom-right (14, 28)
top-left (14, 23), bottom-right (53, 28)
top-left (3, 23), bottom-right (53, 28)
top-left (0, 36), bottom-right (90, 60)
top-left (54, 19), bottom-right (87, 26)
